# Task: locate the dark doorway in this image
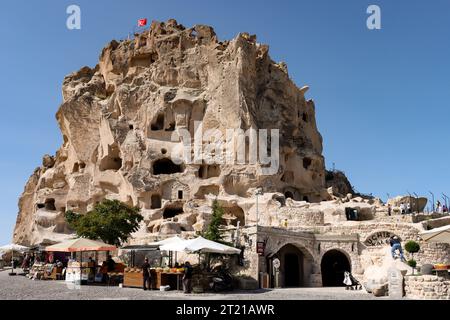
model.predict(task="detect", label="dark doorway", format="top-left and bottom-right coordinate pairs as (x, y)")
top-left (153, 158), bottom-right (184, 175)
top-left (285, 191), bottom-right (294, 199)
top-left (163, 205), bottom-right (184, 219)
top-left (151, 195), bottom-right (162, 209)
top-left (274, 244), bottom-right (306, 288)
top-left (285, 253), bottom-right (300, 287)
top-left (151, 113), bottom-right (165, 131)
top-left (321, 250), bottom-right (351, 287)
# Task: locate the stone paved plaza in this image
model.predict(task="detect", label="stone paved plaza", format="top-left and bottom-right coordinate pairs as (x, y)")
top-left (0, 269), bottom-right (387, 300)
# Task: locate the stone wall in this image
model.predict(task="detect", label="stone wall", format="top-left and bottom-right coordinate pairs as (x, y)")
top-left (278, 207), bottom-right (325, 227)
top-left (405, 274), bottom-right (450, 300)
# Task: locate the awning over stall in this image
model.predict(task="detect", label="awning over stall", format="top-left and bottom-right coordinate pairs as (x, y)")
top-left (45, 238), bottom-right (116, 252)
top-left (159, 237), bottom-right (241, 254)
top-left (420, 225), bottom-right (450, 244)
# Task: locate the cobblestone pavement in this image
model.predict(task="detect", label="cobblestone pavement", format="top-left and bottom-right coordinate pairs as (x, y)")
top-left (0, 269), bottom-right (386, 300)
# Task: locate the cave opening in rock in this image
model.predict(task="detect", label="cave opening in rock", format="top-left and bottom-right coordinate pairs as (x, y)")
top-left (100, 145), bottom-right (122, 171)
top-left (151, 113), bottom-right (165, 131)
top-left (73, 162), bottom-right (86, 173)
top-left (302, 113), bottom-right (308, 123)
top-left (165, 122), bottom-right (175, 132)
top-left (221, 205), bottom-right (246, 227)
top-left (163, 205), bottom-right (184, 219)
top-left (194, 185), bottom-right (220, 199)
top-left (178, 190), bottom-right (183, 200)
top-left (151, 194), bottom-right (162, 209)
top-left (285, 191), bottom-right (294, 199)
top-left (303, 157), bottom-right (312, 170)
top-left (45, 199), bottom-right (56, 211)
top-left (153, 158), bottom-right (184, 175)
top-left (198, 164), bottom-right (221, 179)
top-left (37, 203), bottom-right (45, 209)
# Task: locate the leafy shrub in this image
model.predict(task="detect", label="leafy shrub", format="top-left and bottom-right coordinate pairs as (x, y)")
top-left (407, 259), bottom-right (417, 269)
top-left (405, 241), bottom-right (420, 254)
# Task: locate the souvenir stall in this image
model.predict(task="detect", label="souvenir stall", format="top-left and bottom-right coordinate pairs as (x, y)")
top-left (46, 238), bottom-right (116, 285)
top-left (122, 236), bottom-right (184, 289)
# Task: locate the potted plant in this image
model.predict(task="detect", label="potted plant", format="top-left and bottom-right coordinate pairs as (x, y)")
top-left (405, 241), bottom-right (420, 274)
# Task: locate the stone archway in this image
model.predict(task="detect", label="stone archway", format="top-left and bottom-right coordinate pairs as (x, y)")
top-left (270, 244), bottom-right (314, 288)
top-left (321, 249), bottom-right (351, 287)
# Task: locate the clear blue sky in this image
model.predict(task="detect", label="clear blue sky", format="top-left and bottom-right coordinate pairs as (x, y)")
top-left (1, 0), bottom-right (449, 244)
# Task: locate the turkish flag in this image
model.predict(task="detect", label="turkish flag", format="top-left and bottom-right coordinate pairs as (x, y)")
top-left (138, 18), bottom-right (147, 27)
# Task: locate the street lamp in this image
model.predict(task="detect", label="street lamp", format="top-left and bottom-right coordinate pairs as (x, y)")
top-left (429, 191), bottom-right (435, 213)
top-left (255, 188), bottom-right (263, 227)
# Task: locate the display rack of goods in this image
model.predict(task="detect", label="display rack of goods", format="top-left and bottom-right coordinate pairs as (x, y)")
top-left (65, 261), bottom-right (93, 283)
top-left (434, 264), bottom-right (450, 270)
top-left (123, 268), bottom-right (144, 288)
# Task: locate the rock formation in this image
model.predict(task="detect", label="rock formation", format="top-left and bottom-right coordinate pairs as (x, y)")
top-left (13, 19), bottom-right (327, 245)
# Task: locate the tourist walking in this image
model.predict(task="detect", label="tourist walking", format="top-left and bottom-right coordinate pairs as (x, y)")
top-left (183, 261), bottom-right (193, 294)
top-left (142, 258), bottom-right (152, 291)
top-left (389, 236), bottom-right (405, 262)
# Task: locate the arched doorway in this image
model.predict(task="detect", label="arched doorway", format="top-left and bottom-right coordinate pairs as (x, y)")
top-left (270, 244), bottom-right (312, 288)
top-left (321, 250), bottom-right (351, 287)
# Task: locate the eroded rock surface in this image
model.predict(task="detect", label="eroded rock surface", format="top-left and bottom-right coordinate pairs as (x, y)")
top-left (13, 20), bottom-right (326, 245)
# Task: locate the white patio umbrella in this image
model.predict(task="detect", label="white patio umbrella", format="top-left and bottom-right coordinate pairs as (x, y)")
top-left (0, 244), bottom-right (29, 274)
top-left (148, 236), bottom-right (185, 246)
top-left (151, 236), bottom-right (187, 266)
top-left (420, 225), bottom-right (450, 244)
top-left (159, 237), bottom-right (241, 254)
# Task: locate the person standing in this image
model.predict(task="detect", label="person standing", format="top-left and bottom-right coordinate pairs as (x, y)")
top-left (142, 258), bottom-right (152, 291)
top-left (387, 204), bottom-right (392, 216)
top-left (436, 201), bottom-right (442, 213)
top-left (183, 261), bottom-right (193, 294)
top-left (400, 203), bottom-right (406, 215)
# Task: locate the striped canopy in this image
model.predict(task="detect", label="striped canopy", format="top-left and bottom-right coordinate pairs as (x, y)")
top-left (45, 238), bottom-right (116, 252)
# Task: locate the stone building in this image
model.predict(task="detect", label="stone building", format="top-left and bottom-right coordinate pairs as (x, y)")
top-left (12, 19), bottom-right (450, 294)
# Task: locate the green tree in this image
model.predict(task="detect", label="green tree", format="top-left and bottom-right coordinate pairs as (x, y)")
top-left (202, 200), bottom-right (229, 271)
top-left (405, 240), bottom-right (421, 275)
top-left (65, 199), bottom-right (143, 246)
top-left (204, 200), bottom-right (225, 242)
